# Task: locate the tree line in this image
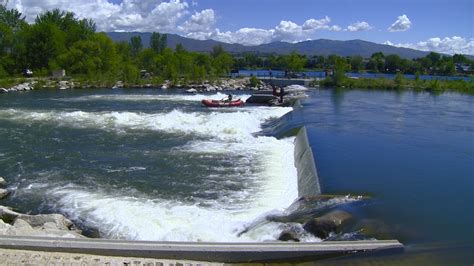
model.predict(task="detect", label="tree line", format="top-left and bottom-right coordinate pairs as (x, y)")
top-left (234, 51), bottom-right (473, 76)
top-left (1, 6), bottom-right (472, 85)
top-left (0, 7), bottom-right (234, 84)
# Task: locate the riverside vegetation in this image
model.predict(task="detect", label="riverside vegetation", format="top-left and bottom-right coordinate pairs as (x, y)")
top-left (0, 6), bottom-right (472, 93)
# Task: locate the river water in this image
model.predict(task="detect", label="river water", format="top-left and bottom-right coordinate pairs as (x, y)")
top-left (0, 88), bottom-right (473, 263)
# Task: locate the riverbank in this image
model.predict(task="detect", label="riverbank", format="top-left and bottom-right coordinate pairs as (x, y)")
top-left (313, 76), bottom-right (474, 95)
top-left (0, 76), bottom-right (274, 94)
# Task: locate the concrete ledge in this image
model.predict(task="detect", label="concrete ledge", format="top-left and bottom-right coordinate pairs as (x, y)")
top-left (294, 127), bottom-right (321, 197)
top-left (0, 235), bottom-right (403, 263)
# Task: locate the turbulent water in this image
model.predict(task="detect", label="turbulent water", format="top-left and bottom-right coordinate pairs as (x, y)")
top-left (0, 90), bottom-right (308, 242)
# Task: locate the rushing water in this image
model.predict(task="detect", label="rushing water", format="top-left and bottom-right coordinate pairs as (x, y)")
top-left (0, 90), bottom-right (303, 242)
top-left (0, 88), bottom-right (473, 263)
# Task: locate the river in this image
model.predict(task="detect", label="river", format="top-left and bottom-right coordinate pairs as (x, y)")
top-left (0, 88), bottom-right (473, 264)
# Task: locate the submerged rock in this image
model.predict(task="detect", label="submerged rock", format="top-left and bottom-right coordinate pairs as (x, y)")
top-left (278, 228), bottom-right (301, 242)
top-left (0, 189), bottom-right (9, 199)
top-left (0, 177), bottom-right (6, 186)
top-left (303, 210), bottom-right (354, 240)
top-left (186, 88), bottom-right (198, 94)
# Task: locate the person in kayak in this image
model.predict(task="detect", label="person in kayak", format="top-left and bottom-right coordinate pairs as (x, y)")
top-left (224, 94), bottom-right (233, 102)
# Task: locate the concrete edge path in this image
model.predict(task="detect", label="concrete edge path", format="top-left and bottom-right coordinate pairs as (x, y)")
top-left (0, 236), bottom-right (403, 263)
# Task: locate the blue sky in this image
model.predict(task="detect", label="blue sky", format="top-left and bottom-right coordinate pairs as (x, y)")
top-left (5, 0), bottom-right (473, 54)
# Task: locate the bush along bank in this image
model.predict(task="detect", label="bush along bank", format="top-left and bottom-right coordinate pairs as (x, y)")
top-left (313, 74), bottom-right (474, 95)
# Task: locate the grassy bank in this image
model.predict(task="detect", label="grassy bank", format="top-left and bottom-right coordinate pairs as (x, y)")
top-left (313, 75), bottom-right (474, 95)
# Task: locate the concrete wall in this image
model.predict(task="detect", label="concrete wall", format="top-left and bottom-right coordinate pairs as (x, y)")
top-left (294, 127), bottom-right (321, 197)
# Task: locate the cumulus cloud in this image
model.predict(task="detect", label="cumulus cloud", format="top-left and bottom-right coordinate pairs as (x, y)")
top-left (6, 0), bottom-right (189, 32)
top-left (3, 1), bottom-right (345, 46)
top-left (346, 21), bottom-right (372, 32)
top-left (206, 17), bottom-right (341, 46)
top-left (383, 36), bottom-right (474, 55)
top-left (213, 28), bottom-right (274, 46)
top-left (179, 9), bottom-right (216, 34)
top-left (388, 14), bottom-right (411, 32)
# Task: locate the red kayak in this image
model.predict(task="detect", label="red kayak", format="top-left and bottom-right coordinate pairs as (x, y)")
top-left (201, 99), bottom-right (245, 107)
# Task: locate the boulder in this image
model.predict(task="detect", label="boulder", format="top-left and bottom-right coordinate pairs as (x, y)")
top-left (0, 88), bottom-right (8, 94)
top-left (186, 88), bottom-right (198, 94)
top-left (0, 177), bottom-right (6, 186)
top-left (0, 205), bottom-right (85, 238)
top-left (353, 219), bottom-right (397, 240)
top-left (303, 210), bottom-right (353, 239)
top-left (278, 230), bottom-right (301, 242)
top-left (0, 206), bottom-right (20, 223)
top-left (18, 214), bottom-right (74, 230)
top-left (0, 189), bottom-right (9, 199)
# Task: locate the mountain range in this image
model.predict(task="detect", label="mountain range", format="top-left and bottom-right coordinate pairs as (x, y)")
top-left (107, 32), bottom-right (432, 59)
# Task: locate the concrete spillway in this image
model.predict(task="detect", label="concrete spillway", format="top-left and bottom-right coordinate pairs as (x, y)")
top-left (0, 235), bottom-right (403, 263)
top-left (294, 127), bottom-right (321, 197)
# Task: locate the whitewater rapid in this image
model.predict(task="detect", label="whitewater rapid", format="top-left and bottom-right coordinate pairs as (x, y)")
top-left (0, 92), bottom-right (303, 242)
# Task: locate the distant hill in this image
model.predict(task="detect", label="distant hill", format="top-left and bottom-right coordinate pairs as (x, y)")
top-left (106, 32), bottom-right (433, 59)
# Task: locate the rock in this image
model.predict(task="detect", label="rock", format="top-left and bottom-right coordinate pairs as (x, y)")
top-left (19, 214), bottom-right (74, 230)
top-left (13, 218), bottom-right (33, 230)
top-left (0, 189), bottom-right (10, 199)
top-left (278, 230), bottom-right (301, 242)
top-left (0, 177), bottom-right (6, 186)
top-left (353, 219), bottom-right (397, 240)
top-left (112, 81), bottom-right (124, 89)
top-left (0, 206), bottom-right (20, 223)
top-left (0, 88), bottom-right (8, 93)
top-left (0, 205), bottom-right (85, 238)
top-left (186, 88), bottom-right (198, 94)
top-left (303, 210), bottom-right (353, 239)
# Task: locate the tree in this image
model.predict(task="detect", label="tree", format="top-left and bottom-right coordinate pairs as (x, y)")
top-left (25, 22), bottom-right (66, 70)
top-left (368, 52), bottom-right (385, 72)
top-left (150, 32), bottom-right (167, 54)
top-left (35, 9), bottom-right (95, 46)
top-left (285, 51), bottom-right (306, 72)
top-left (0, 5), bottom-right (26, 30)
top-left (350, 55), bottom-right (364, 72)
top-left (332, 57), bottom-right (348, 86)
top-left (384, 54), bottom-right (402, 73)
top-left (130, 36), bottom-right (142, 57)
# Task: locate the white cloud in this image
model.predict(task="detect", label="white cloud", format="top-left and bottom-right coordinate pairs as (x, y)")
top-left (209, 17), bottom-right (341, 45)
top-left (346, 21), bottom-right (372, 32)
top-left (388, 14), bottom-right (411, 32)
top-left (302, 16), bottom-right (330, 30)
top-left (213, 28), bottom-right (274, 46)
top-left (383, 36), bottom-right (474, 55)
top-left (6, 0), bottom-right (189, 32)
top-left (179, 9), bottom-right (216, 33)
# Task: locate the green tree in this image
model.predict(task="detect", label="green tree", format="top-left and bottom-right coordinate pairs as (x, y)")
top-left (150, 32), bottom-right (167, 54)
top-left (385, 54), bottom-right (402, 73)
top-left (25, 22), bottom-right (66, 70)
top-left (350, 55), bottom-right (364, 72)
top-left (35, 9), bottom-right (95, 46)
top-left (285, 51), bottom-right (306, 72)
top-left (130, 36), bottom-right (142, 57)
top-left (333, 57), bottom-right (348, 86)
top-left (0, 5), bottom-right (26, 30)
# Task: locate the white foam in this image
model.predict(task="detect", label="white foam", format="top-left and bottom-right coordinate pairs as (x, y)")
top-left (4, 93), bottom-right (301, 242)
top-left (57, 92), bottom-right (252, 103)
top-left (50, 187), bottom-right (290, 242)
